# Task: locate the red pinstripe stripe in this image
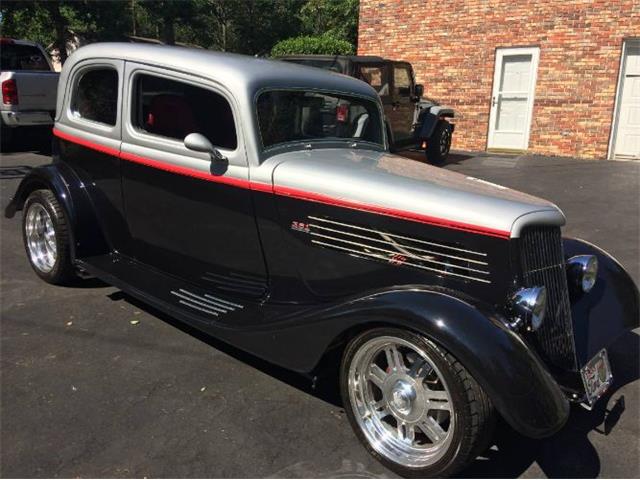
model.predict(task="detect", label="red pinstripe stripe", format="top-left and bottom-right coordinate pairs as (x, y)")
top-left (53, 128), bottom-right (510, 239)
top-left (53, 128), bottom-right (121, 157)
top-left (273, 185), bottom-right (510, 238)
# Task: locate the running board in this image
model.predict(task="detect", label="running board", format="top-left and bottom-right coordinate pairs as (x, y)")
top-left (76, 253), bottom-right (259, 328)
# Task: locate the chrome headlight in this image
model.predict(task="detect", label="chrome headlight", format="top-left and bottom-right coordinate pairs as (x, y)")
top-left (567, 255), bottom-right (598, 293)
top-left (510, 286), bottom-right (547, 332)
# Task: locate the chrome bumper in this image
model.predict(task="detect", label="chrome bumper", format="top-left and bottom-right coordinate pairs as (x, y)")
top-left (1, 110), bottom-right (54, 127)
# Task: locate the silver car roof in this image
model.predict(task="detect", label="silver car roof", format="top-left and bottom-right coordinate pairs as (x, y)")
top-left (60, 43), bottom-right (381, 102)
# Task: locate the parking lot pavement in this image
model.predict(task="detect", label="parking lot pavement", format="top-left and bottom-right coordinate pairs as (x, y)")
top-left (1, 146), bottom-right (638, 478)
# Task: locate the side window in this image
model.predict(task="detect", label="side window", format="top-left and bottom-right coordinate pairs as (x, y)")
top-left (393, 65), bottom-right (412, 97)
top-left (71, 68), bottom-right (118, 126)
top-left (132, 74), bottom-right (237, 150)
top-left (357, 65), bottom-right (390, 97)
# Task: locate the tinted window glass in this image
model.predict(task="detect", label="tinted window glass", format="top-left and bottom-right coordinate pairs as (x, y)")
top-left (257, 90), bottom-right (383, 149)
top-left (0, 44), bottom-right (50, 71)
top-left (132, 74), bottom-right (237, 150)
top-left (393, 66), bottom-right (411, 96)
top-left (71, 68), bottom-right (118, 126)
top-left (357, 66), bottom-right (389, 96)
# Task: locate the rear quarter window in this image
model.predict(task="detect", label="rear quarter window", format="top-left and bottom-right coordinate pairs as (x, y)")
top-left (71, 68), bottom-right (119, 126)
top-left (0, 44), bottom-right (50, 71)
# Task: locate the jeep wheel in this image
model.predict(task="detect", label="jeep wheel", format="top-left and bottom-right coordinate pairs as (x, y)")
top-left (340, 328), bottom-right (494, 478)
top-left (22, 189), bottom-right (75, 284)
top-left (426, 121), bottom-right (452, 165)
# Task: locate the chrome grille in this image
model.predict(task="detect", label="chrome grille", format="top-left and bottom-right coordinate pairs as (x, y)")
top-left (520, 226), bottom-right (577, 370)
top-left (308, 216), bottom-right (491, 284)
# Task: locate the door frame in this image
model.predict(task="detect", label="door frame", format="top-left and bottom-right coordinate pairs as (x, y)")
top-left (487, 46), bottom-right (540, 151)
top-left (608, 38), bottom-right (640, 160)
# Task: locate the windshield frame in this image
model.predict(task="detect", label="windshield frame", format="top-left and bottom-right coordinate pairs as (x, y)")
top-left (254, 87), bottom-right (388, 159)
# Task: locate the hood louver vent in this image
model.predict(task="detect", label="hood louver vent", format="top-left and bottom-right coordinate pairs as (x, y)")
top-left (307, 216), bottom-right (491, 284)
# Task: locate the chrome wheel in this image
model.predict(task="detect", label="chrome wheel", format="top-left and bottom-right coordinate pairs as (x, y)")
top-left (348, 336), bottom-right (454, 468)
top-left (25, 202), bottom-right (57, 273)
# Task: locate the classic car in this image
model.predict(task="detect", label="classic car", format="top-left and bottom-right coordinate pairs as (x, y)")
top-left (278, 54), bottom-right (455, 164)
top-left (5, 43), bottom-right (639, 477)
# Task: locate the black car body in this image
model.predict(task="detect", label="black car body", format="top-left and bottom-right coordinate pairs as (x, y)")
top-left (6, 43), bottom-right (639, 477)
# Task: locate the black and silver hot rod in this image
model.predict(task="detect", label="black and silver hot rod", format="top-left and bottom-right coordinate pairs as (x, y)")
top-left (5, 44), bottom-right (638, 477)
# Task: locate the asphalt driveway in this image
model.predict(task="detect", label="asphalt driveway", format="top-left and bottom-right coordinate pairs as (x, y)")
top-left (1, 140), bottom-right (639, 478)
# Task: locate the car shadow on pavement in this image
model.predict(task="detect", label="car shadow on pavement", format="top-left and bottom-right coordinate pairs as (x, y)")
top-left (107, 289), bottom-right (638, 478)
top-left (0, 165), bottom-right (33, 179)
top-left (460, 330), bottom-right (639, 478)
top-left (1, 127), bottom-right (52, 156)
top-left (106, 290), bottom-right (342, 405)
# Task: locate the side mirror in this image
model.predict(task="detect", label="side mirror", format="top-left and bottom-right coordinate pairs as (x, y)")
top-left (184, 133), bottom-right (226, 161)
top-left (414, 84), bottom-right (424, 99)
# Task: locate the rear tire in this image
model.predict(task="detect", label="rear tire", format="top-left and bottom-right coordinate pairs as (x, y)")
top-left (340, 327), bottom-right (494, 478)
top-left (426, 121), bottom-right (452, 165)
top-left (22, 189), bottom-right (75, 284)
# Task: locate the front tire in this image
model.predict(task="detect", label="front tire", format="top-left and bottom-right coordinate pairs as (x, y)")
top-left (22, 189), bottom-right (75, 284)
top-left (340, 328), bottom-right (494, 478)
top-left (426, 121), bottom-right (452, 165)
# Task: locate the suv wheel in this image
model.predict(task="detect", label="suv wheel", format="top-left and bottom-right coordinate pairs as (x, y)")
top-left (22, 189), bottom-right (75, 284)
top-left (340, 327), bottom-right (494, 477)
top-left (426, 121), bottom-right (452, 165)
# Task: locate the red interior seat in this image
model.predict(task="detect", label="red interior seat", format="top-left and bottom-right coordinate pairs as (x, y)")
top-left (146, 94), bottom-right (198, 139)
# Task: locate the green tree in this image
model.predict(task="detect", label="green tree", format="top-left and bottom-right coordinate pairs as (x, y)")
top-left (271, 33), bottom-right (354, 56)
top-left (299, 0), bottom-right (358, 45)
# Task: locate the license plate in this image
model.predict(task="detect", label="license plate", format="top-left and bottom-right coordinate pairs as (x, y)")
top-left (580, 349), bottom-right (613, 407)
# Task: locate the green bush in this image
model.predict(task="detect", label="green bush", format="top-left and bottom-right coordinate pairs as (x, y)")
top-left (271, 34), bottom-right (355, 57)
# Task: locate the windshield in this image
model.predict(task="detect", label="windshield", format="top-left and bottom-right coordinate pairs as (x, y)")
top-left (1, 44), bottom-right (51, 71)
top-left (257, 90), bottom-right (384, 150)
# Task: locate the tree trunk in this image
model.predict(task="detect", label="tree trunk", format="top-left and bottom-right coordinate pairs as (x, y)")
top-left (161, 14), bottom-right (175, 44)
top-left (43, 1), bottom-right (68, 63)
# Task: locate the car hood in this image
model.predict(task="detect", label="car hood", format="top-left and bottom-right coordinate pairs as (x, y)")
top-left (268, 149), bottom-right (565, 238)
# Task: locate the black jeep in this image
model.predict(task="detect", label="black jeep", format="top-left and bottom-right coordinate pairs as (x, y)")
top-left (278, 55), bottom-right (455, 164)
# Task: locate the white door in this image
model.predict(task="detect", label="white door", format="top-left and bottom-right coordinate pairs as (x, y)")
top-left (488, 47), bottom-right (540, 150)
top-left (612, 40), bottom-right (640, 159)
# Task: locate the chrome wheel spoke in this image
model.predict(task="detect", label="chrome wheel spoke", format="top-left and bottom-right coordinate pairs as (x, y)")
top-left (384, 345), bottom-right (405, 372)
top-left (368, 363), bottom-right (387, 387)
top-left (418, 416), bottom-right (446, 443)
top-left (397, 423), bottom-right (415, 443)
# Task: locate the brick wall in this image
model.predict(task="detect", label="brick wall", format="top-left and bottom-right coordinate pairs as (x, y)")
top-left (358, 0), bottom-right (640, 159)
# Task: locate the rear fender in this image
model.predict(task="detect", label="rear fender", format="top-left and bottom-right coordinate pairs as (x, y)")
top-left (262, 287), bottom-right (569, 438)
top-left (4, 162), bottom-right (109, 260)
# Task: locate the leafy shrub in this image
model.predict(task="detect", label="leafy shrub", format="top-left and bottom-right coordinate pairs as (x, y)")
top-left (271, 34), bottom-right (355, 57)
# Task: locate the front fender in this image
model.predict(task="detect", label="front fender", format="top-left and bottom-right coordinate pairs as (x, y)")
top-left (253, 287), bottom-right (569, 439)
top-left (4, 162), bottom-right (109, 259)
top-left (563, 237), bottom-right (639, 367)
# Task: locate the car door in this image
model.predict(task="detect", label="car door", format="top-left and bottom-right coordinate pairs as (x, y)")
top-left (389, 62), bottom-right (416, 147)
top-left (55, 60), bottom-right (130, 252)
top-left (119, 62), bottom-right (267, 294)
